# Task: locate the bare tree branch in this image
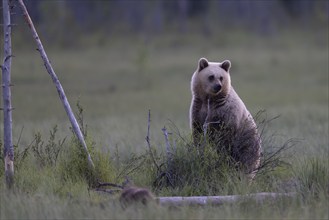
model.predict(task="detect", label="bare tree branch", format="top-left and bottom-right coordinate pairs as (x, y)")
top-left (145, 110), bottom-right (160, 172)
top-left (167, 119), bottom-right (193, 149)
top-left (97, 181), bottom-right (123, 189)
top-left (162, 126), bottom-right (172, 163)
top-left (94, 188), bottom-right (120, 194)
top-left (17, 0), bottom-right (95, 170)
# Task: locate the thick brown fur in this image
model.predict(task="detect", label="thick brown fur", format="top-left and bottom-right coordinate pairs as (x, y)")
top-left (119, 186), bottom-right (156, 208)
top-left (189, 58), bottom-right (262, 179)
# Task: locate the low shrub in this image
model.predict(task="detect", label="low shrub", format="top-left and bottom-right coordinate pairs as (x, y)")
top-left (148, 111), bottom-right (295, 196)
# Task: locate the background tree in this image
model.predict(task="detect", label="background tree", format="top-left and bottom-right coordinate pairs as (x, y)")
top-left (1, 0), bottom-right (14, 189)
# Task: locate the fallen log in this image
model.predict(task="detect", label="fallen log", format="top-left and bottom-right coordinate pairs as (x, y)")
top-left (158, 192), bottom-right (296, 206)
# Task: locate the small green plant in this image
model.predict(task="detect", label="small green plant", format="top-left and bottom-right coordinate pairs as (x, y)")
top-left (1, 102), bottom-right (122, 195)
top-left (146, 121), bottom-right (246, 196)
top-left (158, 141), bottom-right (244, 196)
top-left (31, 125), bottom-right (66, 167)
top-left (58, 101), bottom-right (117, 188)
top-left (75, 100), bottom-right (88, 138)
top-left (14, 143), bottom-right (31, 171)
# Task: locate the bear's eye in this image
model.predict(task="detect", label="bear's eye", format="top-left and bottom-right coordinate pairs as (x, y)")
top-left (219, 76), bottom-right (223, 81)
top-left (208, 75), bottom-right (215, 81)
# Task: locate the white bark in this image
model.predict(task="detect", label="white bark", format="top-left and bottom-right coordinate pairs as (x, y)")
top-left (162, 127), bottom-right (172, 165)
top-left (17, 0), bottom-right (95, 170)
top-left (158, 192), bottom-right (296, 206)
top-left (2, 0), bottom-right (14, 189)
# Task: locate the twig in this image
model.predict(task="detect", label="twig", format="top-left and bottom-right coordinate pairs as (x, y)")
top-left (94, 188), bottom-right (120, 194)
top-left (16, 126), bottom-right (24, 146)
top-left (203, 98), bottom-right (211, 137)
top-left (173, 138), bottom-right (176, 154)
top-left (97, 181), bottom-right (123, 189)
top-left (258, 138), bottom-right (297, 174)
top-left (162, 126), bottom-right (174, 186)
top-left (145, 110), bottom-right (160, 172)
top-left (201, 98), bottom-right (211, 152)
top-left (167, 119), bottom-right (193, 149)
top-left (162, 126), bottom-right (172, 162)
top-left (258, 112), bottom-right (280, 139)
top-left (153, 171), bottom-right (174, 188)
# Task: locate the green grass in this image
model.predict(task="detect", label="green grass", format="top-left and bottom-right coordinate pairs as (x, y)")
top-left (1, 29), bottom-right (328, 219)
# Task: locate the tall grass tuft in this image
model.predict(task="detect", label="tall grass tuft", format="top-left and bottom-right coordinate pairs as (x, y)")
top-left (0, 102), bottom-right (119, 196)
top-left (31, 125), bottom-right (66, 168)
top-left (58, 101), bottom-right (116, 187)
top-left (294, 156), bottom-right (329, 200)
top-left (155, 140), bottom-right (245, 196)
top-left (149, 111), bottom-right (295, 196)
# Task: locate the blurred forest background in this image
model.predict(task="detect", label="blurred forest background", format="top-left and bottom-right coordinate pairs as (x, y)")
top-left (1, 0), bottom-right (328, 48)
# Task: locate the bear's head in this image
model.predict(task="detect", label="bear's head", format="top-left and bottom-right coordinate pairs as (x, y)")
top-left (191, 57), bottom-right (231, 99)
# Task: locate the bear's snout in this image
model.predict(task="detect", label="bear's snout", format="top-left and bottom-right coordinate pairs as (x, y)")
top-left (213, 84), bottom-right (222, 93)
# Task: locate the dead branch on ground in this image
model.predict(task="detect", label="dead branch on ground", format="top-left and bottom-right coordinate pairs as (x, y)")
top-left (158, 192), bottom-right (296, 206)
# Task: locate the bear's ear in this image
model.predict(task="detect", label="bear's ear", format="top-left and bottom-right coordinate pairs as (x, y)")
top-left (198, 58), bottom-right (209, 72)
top-left (221, 60), bottom-right (231, 72)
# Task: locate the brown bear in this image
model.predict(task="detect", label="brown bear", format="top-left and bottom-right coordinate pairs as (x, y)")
top-left (189, 57), bottom-right (261, 180)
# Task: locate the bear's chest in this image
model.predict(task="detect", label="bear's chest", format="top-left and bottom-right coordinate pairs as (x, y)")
top-left (199, 101), bottom-right (238, 128)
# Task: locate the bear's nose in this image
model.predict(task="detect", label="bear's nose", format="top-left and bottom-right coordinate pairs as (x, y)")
top-left (213, 84), bottom-right (222, 93)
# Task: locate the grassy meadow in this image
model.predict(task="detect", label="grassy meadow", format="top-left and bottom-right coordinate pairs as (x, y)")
top-left (1, 29), bottom-right (328, 219)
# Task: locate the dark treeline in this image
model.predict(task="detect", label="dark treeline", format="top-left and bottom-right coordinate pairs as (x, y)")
top-left (1, 0), bottom-right (328, 46)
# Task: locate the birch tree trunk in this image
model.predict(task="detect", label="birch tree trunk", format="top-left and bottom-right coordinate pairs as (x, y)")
top-left (17, 0), bottom-right (95, 170)
top-left (1, 0), bottom-right (14, 189)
